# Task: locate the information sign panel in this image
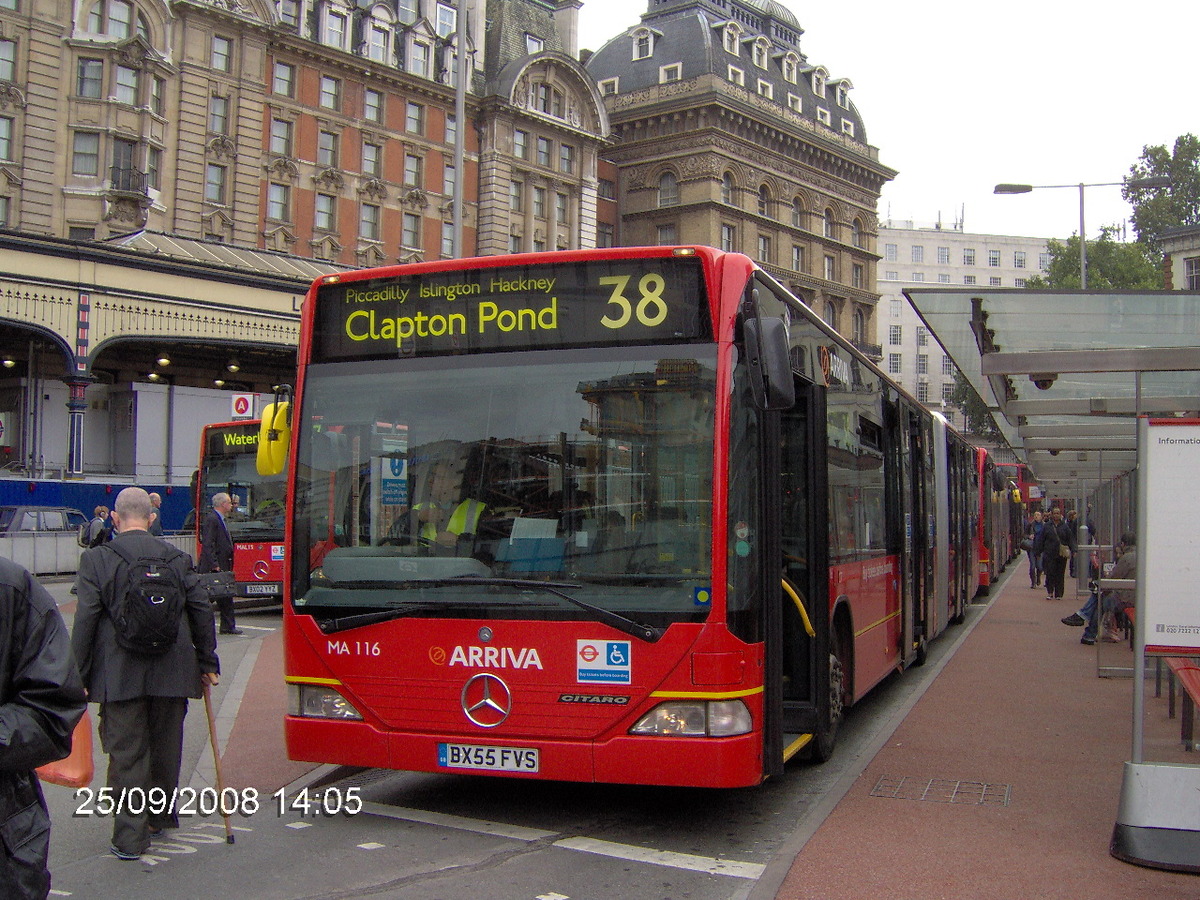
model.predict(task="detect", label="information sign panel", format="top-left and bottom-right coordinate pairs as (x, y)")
top-left (1139, 418), bottom-right (1200, 654)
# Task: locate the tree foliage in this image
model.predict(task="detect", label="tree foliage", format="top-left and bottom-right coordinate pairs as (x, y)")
top-left (948, 369), bottom-right (1001, 441)
top-left (1123, 133), bottom-right (1200, 244)
top-left (1021, 226), bottom-right (1161, 290)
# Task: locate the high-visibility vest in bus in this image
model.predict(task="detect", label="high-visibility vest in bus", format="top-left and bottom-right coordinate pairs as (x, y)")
top-left (447, 499), bottom-right (485, 535)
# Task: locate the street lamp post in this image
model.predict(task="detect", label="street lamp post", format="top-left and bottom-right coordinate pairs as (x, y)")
top-left (994, 176), bottom-right (1171, 290)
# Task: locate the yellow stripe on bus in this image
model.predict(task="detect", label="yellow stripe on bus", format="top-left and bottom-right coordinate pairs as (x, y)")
top-left (854, 608), bottom-right (901, 638)
top-left (285, 676), bottom-right (343, 686)
top-left (649, 687), bottom-right (764, 700)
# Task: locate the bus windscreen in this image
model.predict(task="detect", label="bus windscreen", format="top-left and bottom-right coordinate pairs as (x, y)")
top-left (312, 256), bottom-right (711, 361)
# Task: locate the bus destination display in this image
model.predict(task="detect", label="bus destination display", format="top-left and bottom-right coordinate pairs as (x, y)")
top-left (313, 257), bottom-right (711, 360)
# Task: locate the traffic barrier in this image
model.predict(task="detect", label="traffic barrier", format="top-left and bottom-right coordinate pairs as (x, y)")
top-left (0, 531), bottom-right (194, 575)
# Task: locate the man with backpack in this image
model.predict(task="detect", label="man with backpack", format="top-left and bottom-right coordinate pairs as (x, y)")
top-left (70, 487), bottom-right (219, 861)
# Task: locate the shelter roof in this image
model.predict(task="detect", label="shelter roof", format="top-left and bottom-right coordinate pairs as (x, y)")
top-left (904, 288), bottom-right (1200, 494)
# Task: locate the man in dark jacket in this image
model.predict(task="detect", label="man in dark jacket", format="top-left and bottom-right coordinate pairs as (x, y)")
top-left (71, 487), bottom-right (219, 861)
top-left (0, 557), bottom-right (87, 897)
top-left (198, 492), bottom-right (240, 634)
top-left (1034, 506), bottom-right (1077, 601)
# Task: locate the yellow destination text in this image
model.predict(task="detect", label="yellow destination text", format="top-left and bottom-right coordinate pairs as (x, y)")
top-left (419, 281), bottom-right (481, 303)
top-left (346, 308), bottom-right (468, 346)
top-left (222, 432), bottom-right (258, 446)
top-left (346, 285), bottom-right (409, 304)
top-left (477, 298), bottom-right (558, 333)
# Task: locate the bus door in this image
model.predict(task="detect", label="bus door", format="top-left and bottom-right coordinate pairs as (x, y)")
top-left (770, 378), bottom-right (830, 765)
top-left (885, 398), bottom-right (920, 666)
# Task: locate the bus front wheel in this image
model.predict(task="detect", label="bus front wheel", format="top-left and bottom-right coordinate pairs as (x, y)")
top-left (809, 643), bottom-right (845, 763)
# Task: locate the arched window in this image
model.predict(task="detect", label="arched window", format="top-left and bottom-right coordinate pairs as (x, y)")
top-left (851, 218), bottom-right (863, 248)
top-left (721, 172), bottom-right (736, 206)
top-left (658, 171), bottom-right (679, 207)
top-left (823, 208), bottom-right (835, 239)
top-left (723, 23), bottom-right (742, 55)
top-left (757, 185), bottom-right (771, 218)
top-left (792, 197), bottom-right (805, 228)
top-left (853, 309), bottom-right (866, 344)
top-left (824, 301), bottom-right (837, 330)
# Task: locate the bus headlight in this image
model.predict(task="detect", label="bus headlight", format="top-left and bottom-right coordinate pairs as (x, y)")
top-left (629, 699), bottom-right (752, 737)
top-left (288, 683), bottom-right (363, 720)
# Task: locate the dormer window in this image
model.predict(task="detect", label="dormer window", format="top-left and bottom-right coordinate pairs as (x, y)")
top-left (526, 33), bottom-right (544, 54)
top-left (723, 23), bottom-right (741, 55)
top-left (841, 119), bottom-right (855, 138)
top-left (836, 83), bottom-right (850, 108)
top-left (323, 8), bottom-right (348, 51)
top-left (633, 28), bottom-right (654, 60)
top-left (752, 38), bottom-right (770, 69)
top-left (756, 79), bottom-right (772, 99)
top-left (599, 77), bottom-right (618, 95)
top-left (727, 65), bottom-right (744, 86)
top-left (812, 67), bottom-right (828, 98)
top-left (816, 107), bottom-right (831, 126)
top-left (659, 63), bottom-right (681, 83)
top-left (397, 0), bottom-right (417, 25)
top-left (781, 53), bottom-right (799, 84)
top-left (435, 3), bottom-right (456, 39)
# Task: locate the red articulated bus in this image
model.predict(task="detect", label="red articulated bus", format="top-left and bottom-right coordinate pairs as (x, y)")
top-left (196, 420), bottom-right (287, 607)
top-left (276, 247), bottom-right (980, 788)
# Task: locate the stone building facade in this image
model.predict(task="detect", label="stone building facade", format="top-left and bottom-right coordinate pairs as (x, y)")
top-left (585, 0), bottom-right (895, 354)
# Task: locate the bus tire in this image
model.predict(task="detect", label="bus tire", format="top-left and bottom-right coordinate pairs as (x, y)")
top-left (809, 637), bottom-right (846, 763)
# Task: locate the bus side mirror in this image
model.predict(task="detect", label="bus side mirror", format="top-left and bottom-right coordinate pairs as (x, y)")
top-left (744, 317), bottom-right (795, 411)
top-left (256, 401), bottom-right (291, 476)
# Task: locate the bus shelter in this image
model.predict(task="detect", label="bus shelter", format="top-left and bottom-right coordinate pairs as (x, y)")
top-left (905, 287), bottom-right (1200, 874)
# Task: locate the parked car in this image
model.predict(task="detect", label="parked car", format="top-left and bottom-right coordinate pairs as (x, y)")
top-left (0, 505), bottom-right (89, 534)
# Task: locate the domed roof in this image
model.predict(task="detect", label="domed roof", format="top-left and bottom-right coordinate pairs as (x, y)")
top-left (744, 0), bottom-right (801, 30)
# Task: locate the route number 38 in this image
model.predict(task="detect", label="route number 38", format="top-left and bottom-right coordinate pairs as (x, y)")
top-left (598, 274), bottom-right (668, 329)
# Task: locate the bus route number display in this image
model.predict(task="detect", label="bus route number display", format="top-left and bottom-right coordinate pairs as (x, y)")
top-left (312, 257), bottom-right (710, 360)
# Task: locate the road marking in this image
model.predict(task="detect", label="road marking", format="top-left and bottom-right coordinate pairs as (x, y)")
top-left (359, 802), bottom-right (763, 879)
top-left (358, 842), bottom-right (386, 850)
top-left (553, 837), bottom-right (765, 880)
top-left (361, 801), bottom-right (557, 842)
top-left (236, 624), bottom-right (277, 632)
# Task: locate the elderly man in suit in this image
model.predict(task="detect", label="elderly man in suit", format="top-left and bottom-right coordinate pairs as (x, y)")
top-left (198, 491), bottom-right (240, 635)
top-left (71, 487), bottom-right (219, 861)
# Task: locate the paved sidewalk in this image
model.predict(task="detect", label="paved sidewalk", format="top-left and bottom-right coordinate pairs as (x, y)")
top-left (765, 567), bottom-right (1198, 900)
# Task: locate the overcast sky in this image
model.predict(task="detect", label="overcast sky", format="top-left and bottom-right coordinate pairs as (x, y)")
top-left (576, 0), bottom-right (1195, 243)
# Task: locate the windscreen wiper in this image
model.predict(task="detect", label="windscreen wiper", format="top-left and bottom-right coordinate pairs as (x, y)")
top-left (312, 577), bottom-right (663, 642)
top-left (453, 577), bottom-right (664, 643)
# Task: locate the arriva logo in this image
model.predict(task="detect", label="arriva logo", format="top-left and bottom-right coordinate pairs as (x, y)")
top-left (439, 645), bottom-right (544, 670)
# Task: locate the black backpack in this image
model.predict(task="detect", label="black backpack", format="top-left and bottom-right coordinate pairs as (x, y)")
top-left (104, 541), bottom-right (190, 656)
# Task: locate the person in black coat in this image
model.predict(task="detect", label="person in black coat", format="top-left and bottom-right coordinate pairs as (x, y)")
top-left (0, 557), bottom-right (87, 898)
top-left (71, 487), bottom-right (219, 861)
top-left (1033, 506), bottom-right (1077, 601)
top-left (197, 492), bottom-right (240, 634)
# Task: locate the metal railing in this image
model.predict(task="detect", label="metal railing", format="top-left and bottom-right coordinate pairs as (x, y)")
top-left (0, 531), bottom-right (195, 576)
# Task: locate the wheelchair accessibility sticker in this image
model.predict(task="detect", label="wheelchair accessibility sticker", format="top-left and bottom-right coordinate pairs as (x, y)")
top-left (577, 639), bottom-right (631, 684)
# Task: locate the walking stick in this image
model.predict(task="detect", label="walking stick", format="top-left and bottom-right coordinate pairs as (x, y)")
top-left (202, 679), bottom-right (235, 844)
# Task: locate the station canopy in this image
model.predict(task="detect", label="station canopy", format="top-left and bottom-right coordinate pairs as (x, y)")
top-left (904, 289), bottom-right (1200, 495)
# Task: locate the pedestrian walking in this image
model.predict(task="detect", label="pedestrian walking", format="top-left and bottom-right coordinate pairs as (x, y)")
top-left (147, 492), bottom-right (164, 536)
top-left (198, 492), bottom-right (241, 634)
top-left (70, 487), bottom-right (219, 861)
top-left (86, 505), bottom-right (112, 547)
top-left (1024, 509), bottom-right (1045, 588)
top-left (0, 557), bottom-right (87, 898)
top-left (1034, 506), bottom-right (1076, 601)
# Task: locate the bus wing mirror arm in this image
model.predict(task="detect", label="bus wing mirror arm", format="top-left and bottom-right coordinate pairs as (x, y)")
top-left (744, 317), bottom-right (795, 411)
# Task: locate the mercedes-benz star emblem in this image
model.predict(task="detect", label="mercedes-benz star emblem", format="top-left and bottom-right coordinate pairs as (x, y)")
top-left (253, 561), bottom-right (271, 580)
top-left (461, 673), bottom-right (511, 728)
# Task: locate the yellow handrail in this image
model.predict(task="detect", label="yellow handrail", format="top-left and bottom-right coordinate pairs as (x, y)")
top-left (782, 579), bottom-right (815, 638)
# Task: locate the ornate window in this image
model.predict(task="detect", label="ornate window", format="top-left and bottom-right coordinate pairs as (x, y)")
top-left (86, 0), bottom-right (148, 40)
top-left (752, 38), bottom-right (769, 69)
top-left (722, 22), bottom-right (741, 55)
top-left (632, 27), bottom-right (654, 60)
top-left (757, 185), bottom-right (771, 217)
top-left (791, 197), bottom-right (805, 228)
top-left (781, 53), bottom-right (799, 84)
top-left (658, 171), bottom-right (679, 207)
top-left (397, 0), bottom-right (417, 25)
top-left (812, 67), bottom-right (827, 98)
top-left (851, 218), bottom-right (864, 248)
top-left (823, 208), bottom-right (835, 239)
top-left (721, 172), bottom-right (736, 205)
